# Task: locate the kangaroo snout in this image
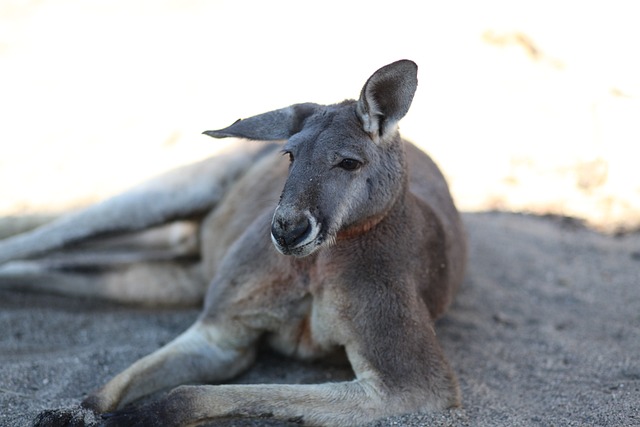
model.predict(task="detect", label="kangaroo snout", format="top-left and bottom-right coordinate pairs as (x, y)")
top-left (270, 208), bottom-right (319, 256)
top-left (272, 215), bottom-right (310, 247)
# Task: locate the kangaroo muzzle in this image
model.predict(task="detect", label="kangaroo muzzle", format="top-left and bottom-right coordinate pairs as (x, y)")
top-left (270, 208), bottom-right (320, 257)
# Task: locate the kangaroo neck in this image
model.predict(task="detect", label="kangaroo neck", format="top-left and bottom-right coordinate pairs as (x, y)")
top-left (335, 213), bottom-right (387, 241)
top-left (335, 170), bottom-right (410, 242)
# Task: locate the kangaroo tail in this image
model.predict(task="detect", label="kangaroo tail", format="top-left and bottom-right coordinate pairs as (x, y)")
top-left (0, 141), bottom-right (278, 265)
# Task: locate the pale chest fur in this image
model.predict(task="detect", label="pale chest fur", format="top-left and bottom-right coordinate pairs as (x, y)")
top-left (265, 274), bottom-right (353, 362)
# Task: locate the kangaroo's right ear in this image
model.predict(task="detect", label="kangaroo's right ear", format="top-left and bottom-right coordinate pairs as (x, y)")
top-left (356, 59), bottom-right (418, 144)
top-left (203, 103), bottom-right (320, 141)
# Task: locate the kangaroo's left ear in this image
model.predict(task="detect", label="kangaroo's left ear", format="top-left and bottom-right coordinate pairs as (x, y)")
top-left (356, 60), bottom-right (418, 143)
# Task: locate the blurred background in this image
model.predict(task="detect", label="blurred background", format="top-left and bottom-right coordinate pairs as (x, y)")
top-left (1, 0), bottom-right (638, 232)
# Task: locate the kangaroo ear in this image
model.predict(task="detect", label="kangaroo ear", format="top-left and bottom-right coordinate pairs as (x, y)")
top-left (356, 60), bottom-right (418, 143)
top-left (203, 103), bottom-right (319, 141)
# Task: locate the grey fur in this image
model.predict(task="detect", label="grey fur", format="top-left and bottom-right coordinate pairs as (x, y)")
top-left (3, 60), bottom-right (466, 426)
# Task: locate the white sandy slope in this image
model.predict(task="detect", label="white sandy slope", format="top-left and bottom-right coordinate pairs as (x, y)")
top-left (0, 1), bottom-right (639, 231)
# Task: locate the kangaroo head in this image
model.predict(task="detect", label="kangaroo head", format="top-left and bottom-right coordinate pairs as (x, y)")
top-left (204, 60), bottom-right (418, 257)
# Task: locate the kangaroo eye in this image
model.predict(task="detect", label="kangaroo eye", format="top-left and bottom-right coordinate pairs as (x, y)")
top-left (339, 158), bottom-right (362, 171)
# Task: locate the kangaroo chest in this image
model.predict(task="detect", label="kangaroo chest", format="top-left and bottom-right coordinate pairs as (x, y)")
top-left (265, 274), bottom-right (352, 362)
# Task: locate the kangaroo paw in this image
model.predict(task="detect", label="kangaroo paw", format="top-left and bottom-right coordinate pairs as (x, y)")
top-left (32, 407), bottom-right (99, 427)
top-left (100, 402), bottom-right (168, 427)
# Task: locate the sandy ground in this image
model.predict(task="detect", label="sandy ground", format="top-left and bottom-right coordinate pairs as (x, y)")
top-left (1, 212), bottom-right (639, 427)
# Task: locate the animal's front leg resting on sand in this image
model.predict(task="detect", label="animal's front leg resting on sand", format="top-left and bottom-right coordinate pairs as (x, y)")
top-left (1, 60), bottom-right (466, 426)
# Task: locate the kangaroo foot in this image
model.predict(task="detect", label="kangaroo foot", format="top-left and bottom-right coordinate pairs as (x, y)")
top-left (32, 406), bottom-right (99, 427)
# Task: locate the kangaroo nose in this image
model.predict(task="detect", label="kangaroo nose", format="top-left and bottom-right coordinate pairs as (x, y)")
top-left (271, 215), bottom-right (311, 249)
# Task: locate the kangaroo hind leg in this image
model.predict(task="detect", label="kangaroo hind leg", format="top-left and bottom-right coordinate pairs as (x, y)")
top-left (0, 258), bottom-right (204, 306)
top-left (0, 141), bottom-right (274, 265)
top-left (0, 220), bottom-right (206, 305)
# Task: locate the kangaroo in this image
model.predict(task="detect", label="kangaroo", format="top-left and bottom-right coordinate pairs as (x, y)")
top-left (1, 60), bottom-right (466, 426)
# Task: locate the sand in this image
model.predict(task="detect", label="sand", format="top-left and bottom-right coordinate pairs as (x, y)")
top-left (1, 211), bottom-right (638, 426)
